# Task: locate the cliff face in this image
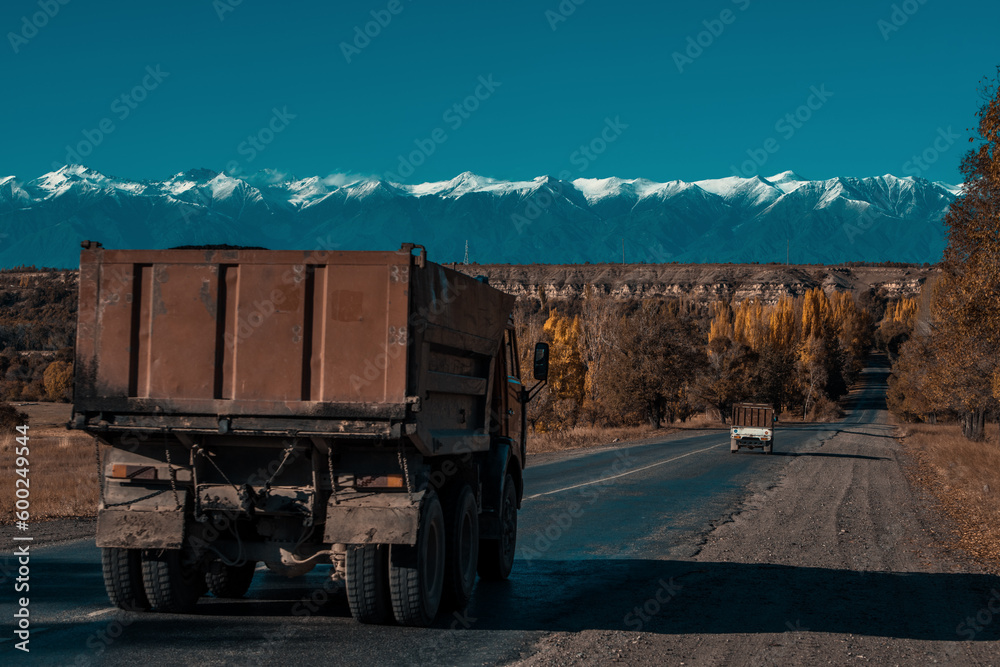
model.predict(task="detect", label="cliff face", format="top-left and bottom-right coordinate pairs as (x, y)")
top-left (446, 263), bottom-right (936, 306)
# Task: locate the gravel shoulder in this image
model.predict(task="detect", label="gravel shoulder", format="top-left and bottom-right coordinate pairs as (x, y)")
top-left (512, 373), bottom-right (1000, 666)
top-left (0, 517), bottom-right (95, 546)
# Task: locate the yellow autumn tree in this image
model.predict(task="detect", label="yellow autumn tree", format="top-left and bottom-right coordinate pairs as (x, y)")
top-left (767, 296), bottom-right (797, 352)
top-left (542, 310), bottom-right (587, 406)
top-left (916, 68), bottom-right (1000, 440)
top-left (43, 360), bottom-right (73, 402)
top-left (733, 299), bottom-right (768, 352)
top-left (876, 297), bottom-right (918, 354)
top-left (708, 301), bottom-right (734, 344)
top-left (801, 288), bottom-right (831, 339)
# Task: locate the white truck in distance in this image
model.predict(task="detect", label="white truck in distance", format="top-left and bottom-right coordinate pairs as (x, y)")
top-left (730, 403), bottom-right (775, 454)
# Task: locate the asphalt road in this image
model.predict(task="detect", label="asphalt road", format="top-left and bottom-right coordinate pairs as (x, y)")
top-left (6, 364), bottom-right (994, 665)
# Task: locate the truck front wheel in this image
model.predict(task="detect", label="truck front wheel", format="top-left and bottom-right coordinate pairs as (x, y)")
top-left (346, 544), bottom-right (392, 624)
top-left (141, 549), bottom-right (206, 613)
top-left (101, 548), bottom-right (150, 611)
top-left (478, 473), bottom-right (517, 581)
top-left (389, 490), bottom-right (446, 626)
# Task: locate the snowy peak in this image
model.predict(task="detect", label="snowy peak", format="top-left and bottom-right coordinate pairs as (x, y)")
top-left (8, 166), bottom-right (962, 210)
top-left (765, 170), bottom-right (803, 183)
top-left (0, 166), bottom-right (959, 268)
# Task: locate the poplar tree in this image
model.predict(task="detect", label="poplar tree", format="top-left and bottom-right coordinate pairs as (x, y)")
top-left (930, 68), bottom-right (1000, 440)
top-left (542, 310), bottom-right (587, 406)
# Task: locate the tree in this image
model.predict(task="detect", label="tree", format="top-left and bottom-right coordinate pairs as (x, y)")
top-left (43, 360), bottom-right (73, 402)
top-left (540, 310), bottom-right (587, 428)
top-left (888, 335), bottom-right (938, 422)
top-left (598, 299), bottom-right (703, 427)
top-left (801, 288), bottom-right (831, 340)
top-left (694, 336), bottom-right (754, 421)
top-left (796, 335), bottom-right (829, 417)
top-left (925, 68), bottom-right (1000, 441)
top-left (877, 298), bottom-right (917, 355)
top-left (708, 301), bottom-right (734, 344)
top-left (767, 296), bottom-right (797, 353)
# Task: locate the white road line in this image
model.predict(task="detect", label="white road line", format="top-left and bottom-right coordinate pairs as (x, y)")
top-left (84, 608), bottom-right (117, 618)
top-left (526, 443), bottom-right (724, 499)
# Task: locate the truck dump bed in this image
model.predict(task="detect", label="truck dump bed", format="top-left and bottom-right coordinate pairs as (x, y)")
top-left (72, 242), bottom-right (514, 455)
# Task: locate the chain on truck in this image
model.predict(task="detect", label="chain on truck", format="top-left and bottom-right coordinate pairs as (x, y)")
top-left (70, 242), bottom-right (549, 626)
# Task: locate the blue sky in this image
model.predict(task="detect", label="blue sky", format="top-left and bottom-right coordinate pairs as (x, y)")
top-left (2, 0), bottom-right (997, 185)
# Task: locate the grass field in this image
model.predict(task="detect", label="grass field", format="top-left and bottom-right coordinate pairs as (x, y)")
top-left (0, 402), bottom-right (97, 523)
top-left (900, 422), bottom-right (1000, 571)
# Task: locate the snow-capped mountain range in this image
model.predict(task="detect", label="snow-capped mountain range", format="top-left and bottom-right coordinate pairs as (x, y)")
top-left (0, 165), bottom-right (960, 268)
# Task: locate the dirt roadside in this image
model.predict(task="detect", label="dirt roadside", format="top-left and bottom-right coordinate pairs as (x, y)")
top-left (0, 517), bottom-right (95, 546)
top-left (512, 377), bottom-right (1000, 665)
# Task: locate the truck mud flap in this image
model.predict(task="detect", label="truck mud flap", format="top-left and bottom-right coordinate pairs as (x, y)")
top-left (96, 508), bottom-right (185, 549)
top-left (323, 490), bottom-right (426, 546)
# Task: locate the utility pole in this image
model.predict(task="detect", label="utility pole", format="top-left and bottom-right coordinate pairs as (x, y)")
top-left (786, 239), bottom-right (789, 266)
top-left (464, 240), bottom-right (469, 265)
top-left (622, 238), bottom-right (625, 266)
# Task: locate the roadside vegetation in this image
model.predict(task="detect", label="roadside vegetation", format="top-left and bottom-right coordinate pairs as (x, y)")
top-left (0, 403), bottom-right (97, 523)
top-left (518, 285), bottom-right (880, 443)
top-left (0, 268), bottom-right (77, 401)
top-left (885, 70), bottom-right (1000, 571)
top-left (900, 423), bottom-right (1000, 571)
top-left (888, 68), bottom-right (1000, 437)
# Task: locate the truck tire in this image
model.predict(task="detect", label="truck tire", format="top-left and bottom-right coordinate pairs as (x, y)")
top-left (101, 548), bottom-right (150, 611)
top-left (206, 561), bottom-right (256, 599)
top-left (141, 549), bottom-right (206, 613)
top-left (442, 485), bottom-right (479, 610)
top-left (346, 544), bottom-right (392, 624)
top-left (478, 473), bottom-right (517, 581)
top-left (389, 490), bottom-right (446, 627)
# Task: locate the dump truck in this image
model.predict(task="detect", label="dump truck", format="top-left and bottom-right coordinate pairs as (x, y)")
top-left (730, 403), bottom-right (776, 454)
top-left (70, 241), bottom-right (547, 626)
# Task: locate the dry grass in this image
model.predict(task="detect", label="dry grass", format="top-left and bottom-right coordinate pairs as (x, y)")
top-left (527, 412), bottom-right (734, 454)
top-left (0, 429), bottom-right (99, 524)
top-left (900, 422), bottom-right (1000, 571)
top-left (674, 413), bottom-right (729, 430)
top-left (527, 424), bottom-right (669, 454)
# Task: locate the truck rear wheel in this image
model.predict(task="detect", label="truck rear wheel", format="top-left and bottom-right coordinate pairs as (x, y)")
top-left (442, 485), bottom-right (479, 610)
top-left (101, 548), bottom-right (150, 611)
top-left (478, 473), bottom-right (517, 581)
top-left (206, 561), bottom-right (256, 599)
top-left (346, 544), bottom-right (392, 624)
top-left (141, 549), bottom-right (206, 613)
top-left (389, 490), bottom-right (446, 626)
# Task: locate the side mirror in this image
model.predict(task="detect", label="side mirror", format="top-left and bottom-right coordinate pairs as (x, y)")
top-left (533, 342), bottom-right (549, 381)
